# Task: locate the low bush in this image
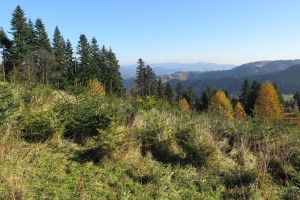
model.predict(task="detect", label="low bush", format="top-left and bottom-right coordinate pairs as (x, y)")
top-left (18, 110), bottom-right (56, 142)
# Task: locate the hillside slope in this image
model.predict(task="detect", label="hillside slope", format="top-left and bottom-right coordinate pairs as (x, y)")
top-left (0, 83), bottom-right (299, 199)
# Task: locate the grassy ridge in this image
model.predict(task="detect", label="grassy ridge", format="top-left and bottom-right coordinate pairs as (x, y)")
top-left (0, 82), bottom-right (299, 199)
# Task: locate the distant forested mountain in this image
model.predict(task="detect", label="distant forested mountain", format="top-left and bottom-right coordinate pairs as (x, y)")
top-left (168, 62), bottom-right (300, 95)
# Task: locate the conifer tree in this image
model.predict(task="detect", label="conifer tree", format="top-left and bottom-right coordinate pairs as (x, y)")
top-left (35, 18), bottom-right (51, 52)
top-left (65, 39), bottom-right (73, 68)
top-left (145, 65), bottom-right (156, 96)
top-left (165, 82), bottom-right (175, 105)
top-left (293, 91), bottom-right (300, 107)
top-left (52, 26), bottom-right (67, 87)
top-left (240, 79), bottom-right (251, 114)
top-left (105, 48), bottom-right (124, 96)
top-left (248, 80), bottom-right (261, 115)
top-left (157, 77), bottom-right (164, 99)
top-left (0, 27), bottom-right (13, 77)
top-left (76, 34), bottom-right (90, 84)
top-left (176, 82), bottom-right (185, 100)
top-left (135, 58), bottom-right (146, 96)
top-left (89, 37), bottom-right (101, 81)
top-left (254, 82), bottom-right (283, 121)
top-left (199, 87), bottom-right (214, 111)
top-left (10, 5), bottom-right (30, 66)
top-left (27, 19), bottom-right (37, 51)
top-left (209, 90), bottom-right (234, 118)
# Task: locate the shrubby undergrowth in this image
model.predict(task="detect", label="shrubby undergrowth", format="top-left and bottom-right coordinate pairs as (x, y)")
top-left (0, 82), bottom-right (299, 199)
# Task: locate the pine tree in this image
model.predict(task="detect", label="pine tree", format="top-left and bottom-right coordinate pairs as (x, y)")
top-left (254, 82), bottom-right (283, 121)
top-left (65, 39), bottom-right (73, 68)
top-left (165, 82), bottom-right (175, 105)
top-left (10, 5), bottom-right (30, 66)
top-left (89, 37), bottom-right (101, 81)
top-left (157, 77), bottom-right (164, 99)
top-left (52, 26), bottom-right (67, 87)
top-left (145, 65), bottom-right (156, 96)
top-left (248, 80), bottom-right (261, 116)
top-left (293, 91), bottom-right (300, 107)
top-left (199, 87), bottom-right (214, 111)
top-left (35, 18), bottom-right (51, 52)
top-left (105, 48), bottom-right (124, 96)
top-left (176, 82), bottom-right (185, 100)
top-left (240, 79), bottom-right (251, 114)
top-left (27, 19), bottom-right (37, 51)
top-left (135, 58), bottom-right (146, 96)
top-left (209, 90), bottom-right (234, 118)
top-left (0, 27), bottom-right (13, 78)
top-left (76, 34), bottom-right (90, 84)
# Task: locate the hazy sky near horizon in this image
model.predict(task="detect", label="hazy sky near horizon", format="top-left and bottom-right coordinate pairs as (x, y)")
top-left (1, 0), bottom-right (300, 66)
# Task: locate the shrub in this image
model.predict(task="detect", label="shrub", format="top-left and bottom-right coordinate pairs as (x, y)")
top-left (18, 110), bottom-right (56, 142)
top-left (61, 96), bottom-right (132, 144)
top-left (0, 84), bottom-right (19, 125)
top-left (176, 127), bottom-right (215, 167)
top-left (209, 91), bottom-right (234, 118)
top-left (254, 82), bottom-right (283, 121)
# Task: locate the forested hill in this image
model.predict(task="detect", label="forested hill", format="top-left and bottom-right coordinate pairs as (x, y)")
top-left (167, 61), bottom-right (300, 95)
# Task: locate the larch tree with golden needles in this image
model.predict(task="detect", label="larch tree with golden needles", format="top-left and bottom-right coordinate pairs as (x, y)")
top-left (234, 102), bottom-right (246, 121)
top-left (209, 91), bottom-right (234, 118)
top-left (254, 82), bottom-right (283, 121)
top-left (179, 98), bottom-right (190, 112)
top-left (86, 79), bottom-right (105, 97)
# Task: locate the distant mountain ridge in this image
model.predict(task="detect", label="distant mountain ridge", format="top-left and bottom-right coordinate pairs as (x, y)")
top-left (166, 60), bottom-right (300, 95)
top-left (120, 62), bottom-right (236, 79)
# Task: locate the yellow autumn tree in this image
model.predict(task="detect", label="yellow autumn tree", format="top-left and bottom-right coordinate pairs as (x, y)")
top-left (178, 98), bottom-right (190, 112)
top-left (234, 102), bottom-right (247, 121)
top-left (254, 82), bottom-right (283, 121)
top-left (209, 91), bottom-right (234, 118)
top-left (86, 79), bottom-right (106, 97)
top-left (295, 114), bottom-right (300, 128)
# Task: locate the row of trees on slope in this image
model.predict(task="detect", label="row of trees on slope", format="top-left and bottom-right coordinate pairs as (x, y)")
top-left (0, 5), bottom-right (124, 96)
top-left (131, 60), bottom-right (289, 121)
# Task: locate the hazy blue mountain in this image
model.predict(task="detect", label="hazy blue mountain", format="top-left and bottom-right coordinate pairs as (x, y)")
top-left (168, 62), bottom-right (300, 95)
top-left (120, 62), bottom-right (236, 79)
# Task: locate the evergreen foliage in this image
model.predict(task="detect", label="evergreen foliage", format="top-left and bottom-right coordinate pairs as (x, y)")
top-left (135, 58), bottom-right (156, 97)
top-left (198, 87), bottom-right (214, 111)
top-left (248, 80), bottom-right (261, 115)
top-left (10, 5), bottom-right (30, 66)
top-left (240, 79), bottom-right (251, 114)
top-left (34, 18), bottom-right (51, 52)
top-left (164, 82), bottom-right (175, 105)
top-left (156, 77), bottom-right (164, 99)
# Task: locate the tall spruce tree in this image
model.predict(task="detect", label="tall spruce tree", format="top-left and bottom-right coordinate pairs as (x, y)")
top-left (0, 27), bottom-right (13, 76)
top-left (105, 48), bottom-right (124, 96)
top-left (239, 79), bottom-right (251, 114)
top-left (65, 39), bottom-right (73, 68)
top-left (157, 77), bottom-right (164, 99)
top-left (135, 58), bottom-right (146, 96)
top-left (165, 82), bottom-right (175, 105)
top-left (52, 26), bottom-right (67, 87)
top-left (248, 80), bottom-right (261, 115)
top-left (76, 34), bottom-right (90, 84)
top-left (176, 82), bottom-right (185, 100)
top-left (27, 19), bottom-right (37, 51)
top-left (35, 18), bottom-right (51, 52)
top-left (89, 37), bottom-right (101, 81)
top-left (10, 5), bottom-right (30, 66)
top-left (199, 87), bottom-right (214, 111)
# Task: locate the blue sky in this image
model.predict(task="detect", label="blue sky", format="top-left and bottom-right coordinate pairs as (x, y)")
top-left (1, 0), bottom-right (300, 66)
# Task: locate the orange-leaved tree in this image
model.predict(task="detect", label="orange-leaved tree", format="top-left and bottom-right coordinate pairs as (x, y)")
top-left (254, 82), bottom-right (283, 121)
top-left (209, 91), bottom-right (233, 118)
top-left (234, 102), bottom-right (247, 121)
top-left (178, 98), bottom-right (190, 112)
